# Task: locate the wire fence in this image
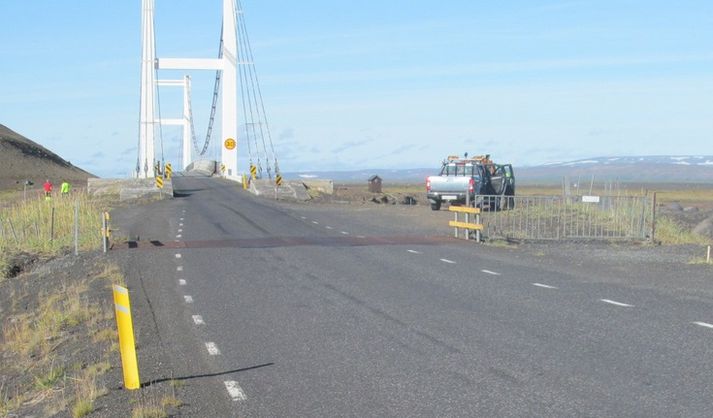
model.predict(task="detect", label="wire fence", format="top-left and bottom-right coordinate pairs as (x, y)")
top-left (475, 194), bottom-right (653, 241)
top-left (0, 191), bottom-right (102, 258)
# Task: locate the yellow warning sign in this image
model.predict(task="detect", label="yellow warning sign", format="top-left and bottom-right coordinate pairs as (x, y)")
top-left (155, 176), bottom-right (164, 189)
top-left (249, 164), bottom-right (257, 179)
top-left (275, 174), bottom-right (283, 187)
top-left (164, 163), bottom-right (172, 180)
top-left (224, 138), bottom-right (236, 150)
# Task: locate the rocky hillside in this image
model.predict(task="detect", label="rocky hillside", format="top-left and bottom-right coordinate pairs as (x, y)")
top-left (0, 124), bottom-right (94, 190)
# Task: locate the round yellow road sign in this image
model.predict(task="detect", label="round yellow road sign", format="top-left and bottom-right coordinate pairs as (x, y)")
top-left (224, 138), bottom-right (236, 150)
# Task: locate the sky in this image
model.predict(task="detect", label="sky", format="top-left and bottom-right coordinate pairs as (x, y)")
top-left (1, 0), bottom-right (712, 177)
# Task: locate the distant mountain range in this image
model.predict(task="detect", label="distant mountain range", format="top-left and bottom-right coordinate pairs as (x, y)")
top-left (285, 155), bottom-right (713, 184)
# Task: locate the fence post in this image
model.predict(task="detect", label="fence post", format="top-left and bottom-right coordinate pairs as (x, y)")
top-left (476, 213), bottom-right (481, 243)
top-left (74, 200), bottom-right (79, 256)
top-left (49, 207), bottom-right (55, 242)
top-left (102, 212), bottom-right (108, 254)
top-left (650, 192), bottom-right (657, 243)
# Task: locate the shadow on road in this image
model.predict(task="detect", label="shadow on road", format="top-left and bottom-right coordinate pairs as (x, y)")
top-left (139, 362), bottom-right (275, 388)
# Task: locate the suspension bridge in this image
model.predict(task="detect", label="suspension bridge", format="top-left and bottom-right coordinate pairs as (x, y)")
top-left (137, 0), bottom-right (278, 183)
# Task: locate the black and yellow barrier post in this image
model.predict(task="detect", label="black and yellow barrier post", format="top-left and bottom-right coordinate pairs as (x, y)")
top-left (101, 212), bottom-right (111, 254)
top-left (112, 285), bottom-right (140, 390)
top-left (164, 163), bottom-right (173, 180)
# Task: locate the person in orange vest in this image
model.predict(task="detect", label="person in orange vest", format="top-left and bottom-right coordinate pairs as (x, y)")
top-left (43, 179), bottom-right (53, 200)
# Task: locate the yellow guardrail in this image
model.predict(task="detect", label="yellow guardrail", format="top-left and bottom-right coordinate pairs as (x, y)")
top-left (448, 206), bottom-right (482, 242)
top-left (448, 206), bottom-right (481, 214)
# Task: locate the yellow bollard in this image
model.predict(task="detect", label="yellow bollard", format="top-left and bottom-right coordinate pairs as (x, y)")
top-left (242, 174), bottom-right (249, 190)
top-left (112, 285), bottom-right (140, 389)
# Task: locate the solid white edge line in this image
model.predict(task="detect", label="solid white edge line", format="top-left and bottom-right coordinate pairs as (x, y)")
top-left (600, 299), bottom-right (634, 308)
top-left (192, 315), bottom-right (205, 325)
top-left (184, 295), bottom-right (193, 303)
top-left (693, 321), bottom-right (713, 329)
top-left (205, 342), bottom-right (221, 355)
top-left (224, 381), bottom-right (247, 401)
top-left (532, 283), bottom-right (558, 289)
top-left (178, 279), bottom-right (187, 286)
top-left (440, 258), bottom-right (456, 264)
top-left (481, 269), bottom-right (501, 276)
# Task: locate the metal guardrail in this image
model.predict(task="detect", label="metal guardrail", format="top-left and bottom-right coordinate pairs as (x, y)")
top-left (474, 194), bottom-right (653, 241)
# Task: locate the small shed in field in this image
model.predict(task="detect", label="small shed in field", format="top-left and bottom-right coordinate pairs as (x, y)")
top-left (368, 175), bottom-right (382, 193)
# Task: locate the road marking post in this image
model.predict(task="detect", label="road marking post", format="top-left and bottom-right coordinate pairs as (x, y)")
top-left (112, 285), bottom-right (140, 390)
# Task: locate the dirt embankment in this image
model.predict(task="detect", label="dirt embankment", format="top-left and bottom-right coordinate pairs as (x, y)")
top-left (0, 124), bottom-right (94, 191)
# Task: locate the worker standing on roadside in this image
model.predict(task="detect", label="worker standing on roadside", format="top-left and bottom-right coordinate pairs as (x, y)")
top-left (61, 180), bottom-right (71, 196)
top-left (43, 179), bottom-right (53, 200)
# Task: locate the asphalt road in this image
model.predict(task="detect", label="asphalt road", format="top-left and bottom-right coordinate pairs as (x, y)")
top-left (113, 175), bottom-right (713, 417)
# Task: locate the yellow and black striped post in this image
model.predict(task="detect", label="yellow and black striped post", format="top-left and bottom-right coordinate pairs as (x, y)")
top-left (249, 164), bottom-right (257, 180)
top-left (155, 176), bottom-right (164, 189)
top-left (164, 163), bottom-right (172, 180)
top-left (275, 174), bottom-right (283, 187)
top-left (112, 285), bottom-right (140, 390)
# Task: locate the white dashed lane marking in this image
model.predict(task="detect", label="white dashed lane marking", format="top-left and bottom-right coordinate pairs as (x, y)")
top-left (179, 223), bottom-right (184, 226)
top-left (178, 229), bottom-right (183, 233)
top-left (184, 295), bottom-right (194, 303)
top-left (600, 299), bottom-right (634, 308)
top-left (340, 231), bottom-right (350, 235)
top-left (357, 235), bottom-right (366, 239)
top-left (300, 216), bottom-right (306, 220)
top-left (224, 381), bottom-right (247, 402)
top-left (192, 315), bottom-right (205, 325)
top-left (312, 221), bottom-right (319, 225)
top-left (176, 234), bottom-right (182, 238)
top-left (325, 226), bottom-right (333, 230)
top-left (178, 279), bottom-right (187, 286)
top-left (205, 342), bottom-right (221, 355)
top-left (177, 266), bottom-right (183, 271)
top-left (532, 283), bottom-right (558, 289)
top-left (407, 250), bottom-right (422, 254)
top-left (175, 254), bottom-right (182, 259)
top-left (481, 270), bottom-right (501, 276)
top-left (440, 258), bottom-right (456, 264)
top-left (693, 321), bottom-right (713, 329)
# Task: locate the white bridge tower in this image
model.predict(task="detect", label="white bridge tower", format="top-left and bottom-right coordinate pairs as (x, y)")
top-left (138, 0), bottom-right (239, 178)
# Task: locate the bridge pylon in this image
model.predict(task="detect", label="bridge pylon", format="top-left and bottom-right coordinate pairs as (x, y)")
top-left (138, 0), bottom-right (239, 178)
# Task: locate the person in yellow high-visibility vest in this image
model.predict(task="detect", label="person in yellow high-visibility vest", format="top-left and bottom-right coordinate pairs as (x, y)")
top-left (60, 180), bottom-right (71, 196)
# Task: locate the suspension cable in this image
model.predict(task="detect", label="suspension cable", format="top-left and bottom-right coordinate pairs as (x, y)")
top-left (236, 0), bottom-right (278, 176)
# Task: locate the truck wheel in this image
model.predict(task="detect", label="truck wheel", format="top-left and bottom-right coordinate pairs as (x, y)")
top-left (430, 201), bottom-right (441, 211)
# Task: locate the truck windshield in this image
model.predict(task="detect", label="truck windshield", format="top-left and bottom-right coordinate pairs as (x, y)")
top-left (441, 163), bottom-right (475, 176)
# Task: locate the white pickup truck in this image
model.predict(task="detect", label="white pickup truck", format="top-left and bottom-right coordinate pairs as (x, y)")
top-left (426, 156), bottom-right (515, 210)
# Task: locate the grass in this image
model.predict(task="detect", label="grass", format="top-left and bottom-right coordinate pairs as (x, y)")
top-left (0, 190), bottom-right (106, 278)
top-left (34, 363), bottom-right (66, 390)
top-left (656, 216), bottom-right (711, 245)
